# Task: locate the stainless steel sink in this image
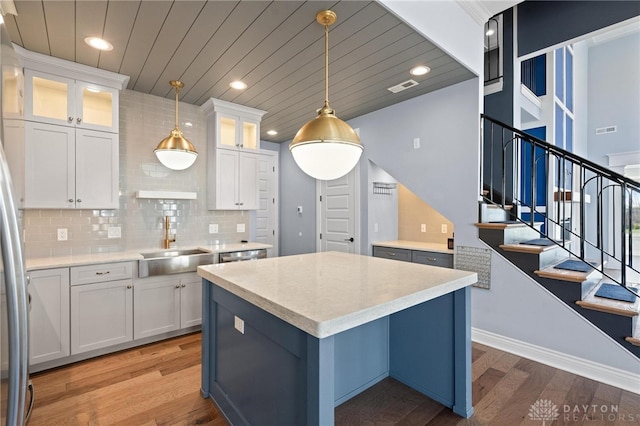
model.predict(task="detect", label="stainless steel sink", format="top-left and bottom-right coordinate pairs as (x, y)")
top-left (138, 248), bottom-right (215, 277)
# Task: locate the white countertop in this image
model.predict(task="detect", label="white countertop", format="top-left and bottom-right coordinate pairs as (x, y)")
top-left (197, 251), bottom-right (476, 339)
top-left (25, 242), bottom-right (272, 271)
top-left (372, 240), bottom-right (453, 254)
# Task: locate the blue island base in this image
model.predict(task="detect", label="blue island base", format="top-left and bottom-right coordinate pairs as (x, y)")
top-left (201, 282), bottom-right (472, 425)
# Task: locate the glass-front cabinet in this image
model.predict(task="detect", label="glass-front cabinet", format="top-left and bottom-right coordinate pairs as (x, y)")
top-left (218, 114), bottom-right (260, 150)
top-left (25, 70), bottom-right (118, 133)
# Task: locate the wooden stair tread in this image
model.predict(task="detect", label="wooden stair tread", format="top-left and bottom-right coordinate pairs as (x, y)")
top-left (499, 243), bottom-right (558, 254)
top-left (576, 282), bottom-right (640, 318)
top-left (534, 260), bottom-right (602, 283)
top-left (475, 222), bottom-right (526, 230)
top-left (626, 336), bottom-right (640, 346)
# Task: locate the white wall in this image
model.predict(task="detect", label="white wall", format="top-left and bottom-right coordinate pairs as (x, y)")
top-left (366, 161), bottom-right (398, 255)
top-left (586, 32), bottom-right (640, 166)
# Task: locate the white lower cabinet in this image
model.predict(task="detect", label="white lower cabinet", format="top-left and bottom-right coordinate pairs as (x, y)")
top-left (70, 262), bottom-right (134, 355)
top-left (28, 268), bottom-right (70, 365)
top-left (180, 275), bottom-right (203, 328)
top-left (134, 273), bottom-right (202, 339)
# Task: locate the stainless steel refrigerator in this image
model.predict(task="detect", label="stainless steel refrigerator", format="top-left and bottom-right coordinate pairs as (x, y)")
top-left (0, 21), bottom-right (33, 426)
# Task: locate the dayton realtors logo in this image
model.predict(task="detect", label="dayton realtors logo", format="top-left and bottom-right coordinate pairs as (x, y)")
top-left (528, 399), bottom-right (560, 425)
top-left (529, 399), bottom-right (639, 423)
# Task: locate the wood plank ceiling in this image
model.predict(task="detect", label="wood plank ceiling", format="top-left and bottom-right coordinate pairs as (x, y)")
top-left (4, 0), bottom-right (476, 143)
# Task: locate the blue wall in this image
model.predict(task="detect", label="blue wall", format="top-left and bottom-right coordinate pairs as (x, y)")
top-left (517, 1), bottom-right (640, 57)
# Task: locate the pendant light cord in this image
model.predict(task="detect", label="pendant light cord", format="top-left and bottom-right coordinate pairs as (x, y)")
top-left (174, 85), bottom-right (180, 128)
top-left (324, 22), bottom-right (329, 108)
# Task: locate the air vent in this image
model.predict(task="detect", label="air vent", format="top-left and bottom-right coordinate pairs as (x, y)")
top-left (595, 125), bottom-right (617, 135)
top-left (387, 79), bottom-right (419, 93)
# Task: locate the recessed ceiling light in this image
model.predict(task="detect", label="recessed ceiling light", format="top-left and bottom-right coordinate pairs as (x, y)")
top-left (485, 28), bottom-right (495, 36)
top-left (84, 37), bottom-right (113, 51)
top-left (410, 66), bottom-right (430, 76)
top-left (229, 80), bottom-right (247, 90)
top-left (266, 130), bottom-right (278, 136)
top-left (183, 121), bottom-right (193, 127)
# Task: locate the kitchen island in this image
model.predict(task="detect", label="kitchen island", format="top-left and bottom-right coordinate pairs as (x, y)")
top-left (197, 251), bottom-right (477, 425)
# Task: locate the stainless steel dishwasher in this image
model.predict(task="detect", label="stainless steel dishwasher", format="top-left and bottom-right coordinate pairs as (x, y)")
top-left (218, 249), bottom-right (267, 263)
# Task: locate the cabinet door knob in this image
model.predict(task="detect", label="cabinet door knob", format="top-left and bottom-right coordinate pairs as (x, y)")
top-left (76, 117), bottom-right (82, 124)
top-left (76, 199), bottom-right (82, 203)
top-left (181, 284), bottom-right (186, 288)
top-left (175, 284), bottom-right (181, 289)
top-left (126, 284), bottom-right (132, 289)
top-left (68, 198), bottom-right (74, 203)
top-left (68, 117), bottom-right (73, 123)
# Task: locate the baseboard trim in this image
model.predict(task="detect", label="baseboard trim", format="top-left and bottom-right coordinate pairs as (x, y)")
top-left (472, 327), bottom-right (640, 395)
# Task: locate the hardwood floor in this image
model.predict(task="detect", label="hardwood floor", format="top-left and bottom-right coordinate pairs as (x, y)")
top-left (28, 333), bottom-right (640, 425)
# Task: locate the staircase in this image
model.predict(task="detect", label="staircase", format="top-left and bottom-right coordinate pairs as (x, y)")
top-left (479, 115), bottom-right (640, 358)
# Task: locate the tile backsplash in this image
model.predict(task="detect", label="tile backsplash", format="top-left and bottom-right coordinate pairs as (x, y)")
top-left (22, 89), bottom-right (249, 258)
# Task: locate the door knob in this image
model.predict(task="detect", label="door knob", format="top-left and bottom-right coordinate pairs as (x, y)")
top-left (344, 237), bottom-right (354, 242)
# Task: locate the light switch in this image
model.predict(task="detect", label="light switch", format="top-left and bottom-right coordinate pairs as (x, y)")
top-left (421, 224), bottom-right (426, 233)
top-left (107, 226), bottom-right (121, 238)
top-left (57, 228), bottom-right (68, 241)
top-left (237, 224), bottom-right (245, 233)
top-left (441, 224), bottom-right (448, 234)
top-left (234, 316), bottom-right (245, 334)
top-left (209, 224), bottom-right (219, 234)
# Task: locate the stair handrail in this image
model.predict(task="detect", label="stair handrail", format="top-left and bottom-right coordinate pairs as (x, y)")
top-left (482, 114), bottom-right (640, 192)
top-left (481, 114), bottom-right (639, 298)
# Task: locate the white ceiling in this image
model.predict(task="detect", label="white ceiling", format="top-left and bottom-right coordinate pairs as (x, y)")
top-left (3, 1), bottom-right (512, 143)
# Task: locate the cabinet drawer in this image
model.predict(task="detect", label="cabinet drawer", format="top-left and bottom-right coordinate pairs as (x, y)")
top-left (372, 246), bottom-right (411, 262)
top-left (411, 251), bottom-right (453, 268)
top-left (71, 261), bottom-right (133, 285)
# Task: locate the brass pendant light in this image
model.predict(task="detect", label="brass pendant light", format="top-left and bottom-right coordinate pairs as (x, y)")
top-left (289, 10), bottom-right (363, 181)
top-left (154, 80), bottom-right (198, 170)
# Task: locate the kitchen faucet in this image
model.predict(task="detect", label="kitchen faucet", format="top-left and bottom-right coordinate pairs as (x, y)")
top-left (163, 216), bottom-right (176, 249)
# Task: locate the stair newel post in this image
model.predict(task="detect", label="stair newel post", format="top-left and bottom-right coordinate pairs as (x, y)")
top-left (479, 117), bottom-right (484, 202)
top-left (488, 119), bottom-right (496, 202)
top-left (621, 181), bottom-right (627, 288)
top-left (544, 149), bottom-right (550, 238)
top-left (501, 128), bottom-right (507, 211)
top-left (579, 166), bottom-right (586, 260)
top-left (629, 187), bottom-right (635, 271)
top-left (529, 139), bottom-right (535, 229)
top-left (597, 176), bottom-right (603, 265)
top-left (560, 155), bottom-right (567, 242)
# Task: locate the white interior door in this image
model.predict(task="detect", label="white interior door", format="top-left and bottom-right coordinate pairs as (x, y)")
top-left (254, 151), bottom-right (279, 256)
top-left (318, 164), bottom-right (359, 254)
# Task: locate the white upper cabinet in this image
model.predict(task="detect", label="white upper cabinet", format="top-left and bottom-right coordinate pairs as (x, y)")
top-left (25, 70), bottom-right (119, 133)
top-left (202, 98), bottom-right (266, 210)
top-left (7, 46), bottom-right (129, 209)
top-left (24, 122), bottom-right (119, 209)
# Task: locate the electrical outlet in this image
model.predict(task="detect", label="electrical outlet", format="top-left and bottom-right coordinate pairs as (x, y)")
top-left (57, 228), bottom-right (68, 241)
top-left (234, 316), bottom-right (245, 334)
top-left (441, 224), bottom-right (448, 234)
top-left (237, 223), bottom-right (245, 233)
top-left (374, 223), bottom-right (379, 233)
top-left (421, 224), bottom-right (426, 233)
top-left (209, 224), bottom-right (219, 234)
top-left (413, 137), bottom-right (420, 149)
top-left (107, 226), bottom-right (121, 239)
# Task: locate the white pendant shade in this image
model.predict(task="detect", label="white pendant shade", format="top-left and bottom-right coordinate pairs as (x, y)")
top-left (155, 148), bottom-right (198, 171)
top-left (291, 141), bottom-right (362, 181)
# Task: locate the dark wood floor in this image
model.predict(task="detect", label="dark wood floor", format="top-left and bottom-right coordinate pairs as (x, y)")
top-left (28, 332), bottom-right (640, 425)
